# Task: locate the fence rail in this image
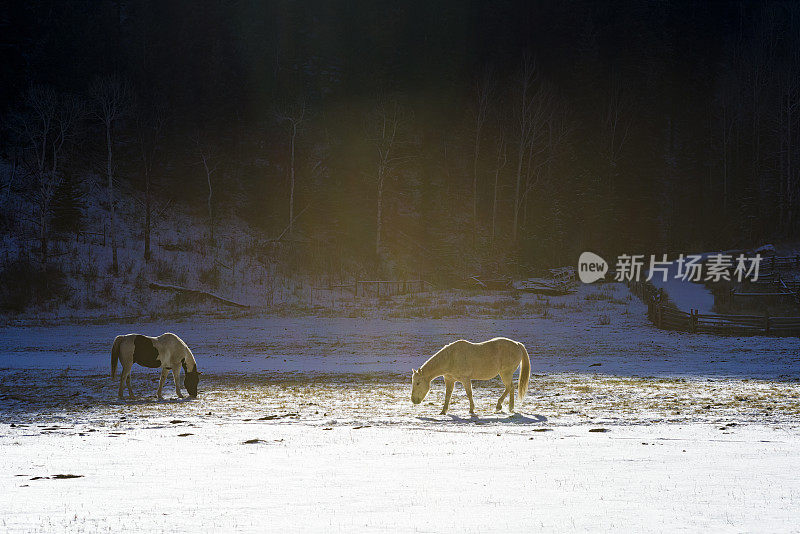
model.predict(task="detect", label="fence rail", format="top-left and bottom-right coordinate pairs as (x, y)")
top-left (759, 255), bottom-right (800, 273)
top-left (354, 279), bottom-right (433, 297)
top-left (628, 280), bottom-right (800, 336)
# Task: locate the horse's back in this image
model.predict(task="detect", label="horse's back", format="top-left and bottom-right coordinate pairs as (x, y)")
top-left (484, 337), bottom-right (525, 366)
top-left (158, 332), bottom-right (188, 349)
top-left (448, 337), bottom-right (524, 379)
top-left (481, 336), bottom-right (523, 349)
top-left (472, 337), bottom-right (525, 359)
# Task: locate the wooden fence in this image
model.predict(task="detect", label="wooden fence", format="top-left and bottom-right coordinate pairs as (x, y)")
top-left (628, 280), bottom-right (800, 336)
top-left (759, 254), bottom-right (800, 273)
top-left (354, 279), bottom-right (433, 297)
top-left (318, 279), bottom-right (434, 298)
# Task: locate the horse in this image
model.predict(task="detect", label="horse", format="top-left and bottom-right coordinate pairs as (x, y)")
top-left (111, 332), bottom-right (200, 400)
top-left (410, 337), bottom-right (530, 415)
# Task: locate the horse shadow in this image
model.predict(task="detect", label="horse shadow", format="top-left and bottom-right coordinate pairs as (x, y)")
top-left (417, 412), bottom-right (547, 425)
top-left (111, 396), bottom-right (195, 406)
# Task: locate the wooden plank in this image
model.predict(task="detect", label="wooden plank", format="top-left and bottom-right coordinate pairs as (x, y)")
top-left (732, 292), bottom-right (793, 297)
top-left (148, 282), bottom-right (250, 308)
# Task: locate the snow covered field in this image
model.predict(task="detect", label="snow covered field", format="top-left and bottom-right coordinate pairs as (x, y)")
top-left (3, 422), bottom-right (799, 533)
top-left (2, 283), bottom-right (800, 532)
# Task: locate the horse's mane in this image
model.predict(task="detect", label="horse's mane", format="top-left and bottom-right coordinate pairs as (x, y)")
top-left (420, 339), bottom-right (461, 371)
top-left (162, 332), bottom-right (198, 372)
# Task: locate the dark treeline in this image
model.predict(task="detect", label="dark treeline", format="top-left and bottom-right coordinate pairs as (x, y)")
top-left (2, 0), bottom-right (800, 280)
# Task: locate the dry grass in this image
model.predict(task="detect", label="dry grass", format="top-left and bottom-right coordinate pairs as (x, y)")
top-left (2, 370), bottom-right (799, 429)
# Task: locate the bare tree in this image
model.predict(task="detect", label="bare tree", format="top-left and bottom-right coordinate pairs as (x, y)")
top-left (277, 103), bottom-right (306, 238)
top-left (520, 102), bottom-right (570, 223)
top-left (781, 61), bottom-right (800, 233)
top-left (511, 55), bottom-right (551, 243)
top-left (472, 67), bottom-right (494, 249)
top-left (715, 70), bottom-right (737, 217)
top-left (90, 75), bottom-right (130, 274)
top-left (491, 129), bottom-right (507, 250)
top-left (192, 131), bottom-right (218, 245)
top-left (135, 98), bottom-right (166, 261)
top-left (600, 72), bottom-right (631, 194)
top-left (777, 6), bottom-right (800, 233)
top-left (11, 86), bottom-right (84, 264)
top-left (365, 97), bottom-right (412, 257)
top-left (747, 8), bottom-right (779, 211)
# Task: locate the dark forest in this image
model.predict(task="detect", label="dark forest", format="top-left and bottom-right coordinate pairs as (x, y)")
top-left (2, 0), bottom-right (800, 285)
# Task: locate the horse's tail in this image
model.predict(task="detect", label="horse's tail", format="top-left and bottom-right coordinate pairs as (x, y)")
top-left (111, 336), bottom-right (121, 378)
top-left (518, 342), bottom-right (530, 401)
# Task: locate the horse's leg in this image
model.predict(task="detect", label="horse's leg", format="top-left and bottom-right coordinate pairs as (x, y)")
top-left (497, 372), bottom-right (513, 412)
top-left (496, 389), bottom-right (509, 412)
top-left (464, 380), bottom-right (476, 415)
top-left (441, 378), bottom-right (454, 415)
top-left (119, 362), bottom-right (132, 399)
top-left (508, 377), bottom-right (515, 413)
top-left (157, 368), bottom-right (168, 400)
top-left (126, 372), bottom-right (134, 398)
top-left (118, 367), bottom-right (126, 399)
top-left (173, 366), bottom-right (183, 398)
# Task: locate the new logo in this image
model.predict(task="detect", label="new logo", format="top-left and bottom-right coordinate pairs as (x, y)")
top-left (578, 251), bottom-right (608, 283)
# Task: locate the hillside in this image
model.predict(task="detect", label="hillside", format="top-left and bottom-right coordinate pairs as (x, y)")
top-left (0, 161), bottom-right (316, 320)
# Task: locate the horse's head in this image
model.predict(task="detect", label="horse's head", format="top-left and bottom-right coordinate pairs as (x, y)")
top-left (185, 369), bottom-right (200, 397)
top-left (410, 368), bottom-right (430, 405)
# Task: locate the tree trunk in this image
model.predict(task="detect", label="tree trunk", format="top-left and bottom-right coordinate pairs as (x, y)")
top-left (722, 103), bottom-right (728, 215)
top-left (376, 171), bottom-right (384, 257)
top-left (144, 169), bottom-right (151, 262)
top-left (491, 160), bottom-right (499, 249)
top-left (106, 120), bottom-right (117, 274)
top-left (512, 138), bottom-right (524, 243)
top-left (473, 127), bottom-right (480, 250)
top-left (207, 186), bottom-right (213, 243)
top-left (787, 93), bottom-right (794, 234)
top-left (203, 160), bottom-right (213, 244)
top-left (289, 123), bottom-right (296, 237)
top-left (39, 209), bottom-right (48, 265)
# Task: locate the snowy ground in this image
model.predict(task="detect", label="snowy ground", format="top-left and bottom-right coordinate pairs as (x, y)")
top-left (2, 283), bottom-right (800, 532)
top-left (648, 262), bottom-right (716, 313)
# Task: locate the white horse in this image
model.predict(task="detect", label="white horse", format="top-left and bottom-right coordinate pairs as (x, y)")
top-left (411, 337), bottom-right (530, 415)
top-left (111, 332), bottom-right (199, 399)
